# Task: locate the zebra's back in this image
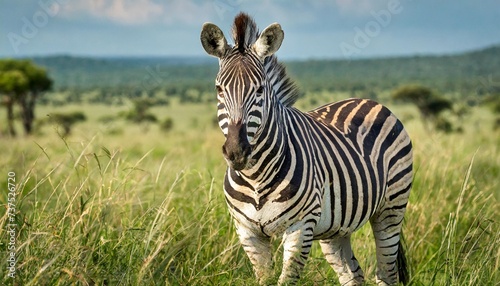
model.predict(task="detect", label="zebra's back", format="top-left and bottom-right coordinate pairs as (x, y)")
top-left (305, 98), bottom-right (413, 238)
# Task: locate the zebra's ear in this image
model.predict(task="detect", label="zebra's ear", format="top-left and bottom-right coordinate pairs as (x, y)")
top-left (201, 23), bottom-right (229, 58)
top-left (253, 23), bottom-right (284, 59)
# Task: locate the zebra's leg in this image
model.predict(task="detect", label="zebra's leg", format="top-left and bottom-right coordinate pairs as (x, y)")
top-left (319, 235), bottom-right (364, 286)
top-left (370, 208), bottom-right (406, 286)
top-left (234, 222), bottom-right (273, 284)
top-left (277, 220), bottom-right (315, 285)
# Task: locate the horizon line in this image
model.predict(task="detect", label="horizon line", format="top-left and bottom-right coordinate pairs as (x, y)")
top-left (1, 43), bottom-right (499, 62)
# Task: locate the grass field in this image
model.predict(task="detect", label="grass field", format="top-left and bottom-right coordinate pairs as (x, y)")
top-left (1, 100), bottom-right (499, 285)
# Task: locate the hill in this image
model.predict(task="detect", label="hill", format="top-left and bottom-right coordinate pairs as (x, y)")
top-left (26, 45), bottom-right (500, 103)
top-left (31, 55), bottom-right (218, 90)
top-left (287, 45), bottom-right (500, 95)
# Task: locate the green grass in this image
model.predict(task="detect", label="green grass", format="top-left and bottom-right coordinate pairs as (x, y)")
top-left (0, 101), bottom-right (499, 285)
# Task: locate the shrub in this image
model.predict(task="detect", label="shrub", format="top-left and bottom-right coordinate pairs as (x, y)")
top-left (48, 111), bottom-right (87, 136)
top-left (160, 117), bottom-right (174, 132)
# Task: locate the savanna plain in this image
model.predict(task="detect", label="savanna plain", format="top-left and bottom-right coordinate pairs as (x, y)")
top-left (0, 95), bottom-right (498, 285)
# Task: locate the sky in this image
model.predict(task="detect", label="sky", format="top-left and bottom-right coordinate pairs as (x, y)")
top-left (1, 0), bottom-right (500, 60)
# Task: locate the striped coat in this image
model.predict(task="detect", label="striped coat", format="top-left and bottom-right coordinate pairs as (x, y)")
top-left (201, 12), bottom-right (412, 286)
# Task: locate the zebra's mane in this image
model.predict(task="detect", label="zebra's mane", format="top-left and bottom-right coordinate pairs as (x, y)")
top-left (232, 12), bottom-right (258, 53)
top-left (264, 56), bottom-right (300, 107)
top-left (232, 12), bottom-right (300, 107)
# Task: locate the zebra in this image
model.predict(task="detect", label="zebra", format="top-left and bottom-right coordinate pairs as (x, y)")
top-left (200, 13), bottom-right (413, 286)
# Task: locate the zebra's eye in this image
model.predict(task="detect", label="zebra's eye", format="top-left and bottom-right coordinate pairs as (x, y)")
top-left (256, 86), bottom-right (264, 94)
top-left (216, 85), bottom-right (224, 96)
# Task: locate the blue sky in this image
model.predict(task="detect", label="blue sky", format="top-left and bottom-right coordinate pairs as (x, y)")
top-left (1, 0), bottom-right (499, 60)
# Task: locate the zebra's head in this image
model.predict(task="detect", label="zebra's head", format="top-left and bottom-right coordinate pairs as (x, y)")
top-left (200, 13), bottom-right (284, 170)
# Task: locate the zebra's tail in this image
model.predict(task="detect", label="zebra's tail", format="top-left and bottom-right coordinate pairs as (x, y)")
top-left (397, 233), bottom-right (409, 285)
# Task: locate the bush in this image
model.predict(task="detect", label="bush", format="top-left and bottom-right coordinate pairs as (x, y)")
top-left (434, 116), bottom-right (454, 133)
top-left (160, 117), bottom-right (174, 132)
top-left (48, 111), bottom-right (87, 136)
top-left (98, 115), bottom-right (116, 124)
top-left (121, 99), bottom-right (158, 123)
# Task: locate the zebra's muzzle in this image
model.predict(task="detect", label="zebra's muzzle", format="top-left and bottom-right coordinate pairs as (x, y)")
top-left (222, 121), bottom-right (252, 171)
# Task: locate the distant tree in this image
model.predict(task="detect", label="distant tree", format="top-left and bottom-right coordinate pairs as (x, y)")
top-left (121, 98), bottom-right (158, 123)
top-left (392, 84), bottom-right (453, 131)
top-left (47, 111), bottom-right (86, 137)
top-left (0, 70), bottom-right (28, 136)
top-left (160, 117), bottom-right (174, 132)
top-left (0, 59), bottom-right (52, 136)
top-left (392, 85), bottom-right (450, 118)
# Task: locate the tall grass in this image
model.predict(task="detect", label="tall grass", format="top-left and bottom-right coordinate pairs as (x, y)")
top-left (1, 103), bottom-right (499, 285)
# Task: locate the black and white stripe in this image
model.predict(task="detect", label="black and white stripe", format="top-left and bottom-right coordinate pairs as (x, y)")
top-left (201, 13), bottom-right (412, 286)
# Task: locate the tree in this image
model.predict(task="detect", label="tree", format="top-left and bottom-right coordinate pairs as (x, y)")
top-left (0, 70), bottom-right (28, 136)
top-left (392, 84), bottom-right (453, 131)
top-left (160, 117), bottom-right (174, 132)
top-left (0, 59), bottom-right (52, 136)
top-left (121, 98), bottom-right (158, 123)
top-left (47, 111), bottom-right (87, 137)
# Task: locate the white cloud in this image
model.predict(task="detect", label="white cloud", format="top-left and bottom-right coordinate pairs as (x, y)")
top-left (59, 0), bottom-right (163, 24)
top-left (59, 0), bottom-right (212, 26)
top-left (161, 0), bottom-right (213, 25)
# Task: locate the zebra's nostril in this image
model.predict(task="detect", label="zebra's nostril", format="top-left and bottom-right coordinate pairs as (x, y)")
top-left (243, 145), bottom-right (251, 157)
top-left (222, 139), bottom-right (251, 170)
top-left (222, 143), bottom-right (243, 162)
top-left (222, 145), bottom-right (235, 161)
top-left (223, 121), bottom-right (251, 168)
